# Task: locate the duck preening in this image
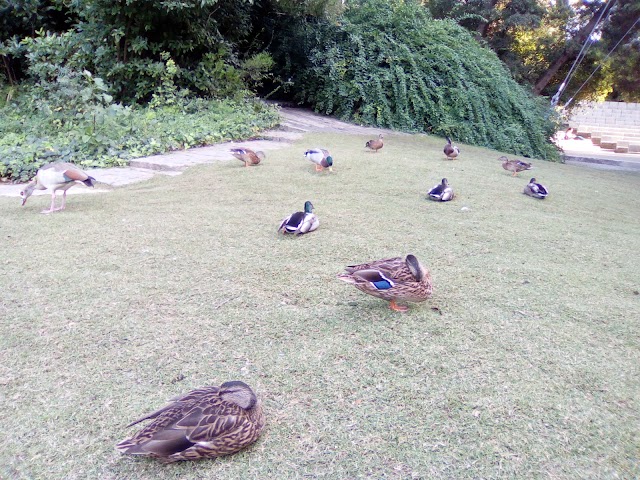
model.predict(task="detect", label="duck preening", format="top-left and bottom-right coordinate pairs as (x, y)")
top-left (304, 148), bottom-right (333, 172)
top-left (523, 178), bottom-right (548, 199)
top-left (428, 178), bottom-right (455, 202)
top-left (337, 254), bottom-right (433, 312)
top-left (278, 201), bottom-right (319, 235)
top-left (230, 148), bottom-right (265, 167)
top-left (20, 162), bottom-right (96, 214)
top-left (116, 381), bottom-right (265, 463)
top-left (444, 137), bottom-right (460, 160)
top-left (365, 134), bottom-right (384, 153)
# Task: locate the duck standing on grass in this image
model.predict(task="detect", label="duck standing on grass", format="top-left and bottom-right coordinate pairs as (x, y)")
top-left (523, 178), bottom-right (549, 199)
top-left (500, 156), bottom-right (532, 176)
top-left (428, 178), bottom-right (455, 201)
top-left (444, 137), bottom-right (460, 160)
top-left (20, 162), bottom-right (96, 214)
top-left (304, 148), bottom-right (333, 172)
top-left (230, 148), bottom-right (265, 167)
top-left (278, 201), bottom-right (319, 235)
top-left (116, 381), bottom-right (265, 463)
top-left (337, 254), bottom-right (433, 312)
top-left (365, 134), bottom-right (384, 153)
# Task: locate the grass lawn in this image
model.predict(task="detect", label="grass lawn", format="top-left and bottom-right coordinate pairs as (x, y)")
top-left (1, 132), bottom-right (639, 479)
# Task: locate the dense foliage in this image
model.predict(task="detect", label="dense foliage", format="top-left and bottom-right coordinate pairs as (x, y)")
top-left (0, 89), bottom-right (279, 182)
top-left (0, 0), bottom-right (280, 182)
top-left (1, 0), bottom-right (565, 178)
top-left (0, 0), bottom-right (274, 102)
top-left (269, 0), bottom-right (558, 159)
top-left (425, 0), bottom-right (640, 103)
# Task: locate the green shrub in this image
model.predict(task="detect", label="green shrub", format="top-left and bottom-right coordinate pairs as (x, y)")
top-left (0, 91), bottom-right (280, 182)
top-left (276, 0), bottom-right (559, 159)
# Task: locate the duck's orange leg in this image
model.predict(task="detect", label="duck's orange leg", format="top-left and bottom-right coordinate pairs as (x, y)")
top-left (389, 300), bottom-right (409, 312)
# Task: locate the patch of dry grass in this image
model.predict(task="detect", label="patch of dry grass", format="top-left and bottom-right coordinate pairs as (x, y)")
top-left (1, 132), bottom-right (639, 479)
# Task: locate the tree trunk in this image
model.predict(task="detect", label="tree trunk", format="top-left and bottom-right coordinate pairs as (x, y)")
top-left (533, 1), bottom-right (614, 95)
top-left (476, 0), bottom-right (500, 38)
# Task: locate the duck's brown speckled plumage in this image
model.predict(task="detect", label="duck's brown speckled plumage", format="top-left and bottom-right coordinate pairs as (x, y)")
top-left (365, 134), bottom-right (384, 153)
top-left (500, 156), bottom-right (532, 176)
top-left (337, 255), bottom-right (433, 311)
top-left (116, 381), bottom-right (265, 463)
top-left (230, 148), bottom-right (265, 167)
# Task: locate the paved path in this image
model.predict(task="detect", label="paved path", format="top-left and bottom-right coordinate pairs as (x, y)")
top-left (557, 136), bottom-right (640, 171)
top-left (2, 106), bottom-right (638, 199)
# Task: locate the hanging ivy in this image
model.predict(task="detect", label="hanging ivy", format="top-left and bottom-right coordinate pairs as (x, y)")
top-left (284, 0), bottom-right (559, 159)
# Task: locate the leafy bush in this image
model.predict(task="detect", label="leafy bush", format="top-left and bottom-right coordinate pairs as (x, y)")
top-left (0, 89), bottom-right (280, 182)
top-left (1, 1), bottom-right (275, 103)
top-left (272, 0), bottom-right (559, 159)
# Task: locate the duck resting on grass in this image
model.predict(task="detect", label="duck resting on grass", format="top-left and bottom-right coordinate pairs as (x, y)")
top-left (365, 134), bottom-right (384, 153)
top-left (444, 137), bottom-right (460, 160)
top-left (20, 162), bottom-right (96, 214)
top-left (304, 148), bottom-right (333, 172)
top-left (428, 178), bottom-right (455, 202)
top-left (116, 381), bottom-right (265, 463)
top-left (278, 200), bottom-right (319, 235)
top-left (500, 156), bottom-right (532, 176)
top-left (523, 177), bottom-right (549, 199)
top-left (230, 148), bottom-right (265, 167)
top-left (337, 254), bottom-right (433, 312)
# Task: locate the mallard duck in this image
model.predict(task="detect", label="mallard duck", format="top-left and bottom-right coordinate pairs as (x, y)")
top-left (278, 200), bottom-right (319, 235)
top-left (116, 381), bottom-right (265, 463)
top-left (500, 156), bottom-right (532, 176)
top-left (444, 137), bottom-right (460, 160)
top-left (337, 254), bottom-right (433, 312)
top-left (365, 134), bottom-right (384, 153)
top-left (230, 148), bottom-right (265, 167)
top-left (304, 148), bottom-right (333, 172)
top-left (20, 162), bottom-right (96, 214)
top-left (523, 177), bottom-right (548, 199)
top-left (428, 178), bottom-right (454, 201)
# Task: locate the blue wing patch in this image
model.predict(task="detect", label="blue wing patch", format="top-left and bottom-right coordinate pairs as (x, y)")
top-left (353, 270), bottom-right (395, 290)
top-left (372, 279), bottom-right (393, 290)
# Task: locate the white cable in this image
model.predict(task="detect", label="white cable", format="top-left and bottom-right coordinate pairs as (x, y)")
top-left (565, 15), bottom-right (640, 108)
top-left (551, 0), bottom-right (615, 106)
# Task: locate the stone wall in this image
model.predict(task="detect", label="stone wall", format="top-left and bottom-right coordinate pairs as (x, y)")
top-left (568, 101), bottom-right (640, 129)
top-left (567, 102), bottom-right (640, 154)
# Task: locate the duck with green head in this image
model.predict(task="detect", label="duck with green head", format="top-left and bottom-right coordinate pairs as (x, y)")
top-left (428, 178), bottom-right (454, 201)
top-left (304, 148), bottom-right (333, 172)
top-left (278, 201), bottom-right (320, 235)
top-left (523, 178), bottom-right (548, 199)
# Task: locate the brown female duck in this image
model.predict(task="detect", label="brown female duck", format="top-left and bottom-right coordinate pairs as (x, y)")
top-left (116, 381), bottom-right (265, 463)
top-left (500, 156), bottom-right (532, 176)
top-left (337, 254), bottom-right (432, 312)
top-left (365, 134), bottom-right (384, 153)
top-left (230, 148), bottom-right (265, 167)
